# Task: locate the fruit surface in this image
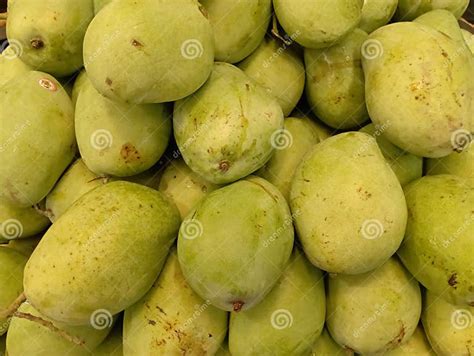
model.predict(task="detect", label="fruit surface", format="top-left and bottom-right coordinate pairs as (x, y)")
top-left (426, 143), bottom-right (474, 179)
top-left (0, 202), bottom-right (49, 239)
top-left (359, 0), bottom-right (398, 33)
top-left (395, 0), bottom-right (469, 20)
top-left (0, 46), bottom-right (31, 87)
top-left (311, 328), bottom-right (353, 356)
top-left (385, 325), bottom-right (434, 356)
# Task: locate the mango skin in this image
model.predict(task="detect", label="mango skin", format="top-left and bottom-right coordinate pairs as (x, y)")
top-left (385, 325), bottom-right (434, 356)
top-left (174, 63), bottom-right (284, 184)
top-left (415, 9), bottom-right (467, 44)
top-left (71, 69), bottom-right (88, 107)
top-left (76, 77), bottom-right (172, 177)
top-left (305, 29), bottom-right (369, 129)
top-left (327, 258), bottom-right (422, 355)
top-left (124, 250), bottom-right (228, 355)
top-left (7, 235), bottom-right (42, 257)
top-left (92, 322), bottom-right (122, 356)
top-left (24, 181), bottom-right (181, 325)
top-left (290, 132), bottom-right (407, 274)
top-left (426, 143), bottom-right (474, 179)
top-left (312, 328), bottom-right (353, 356)
top-left (395, 0), bottom-right (469, 20)
top-left (6, 0), bottom-right (94, 77)
top-left (229, 248), bottom-right (325, 356)
top-left (6, 302), bottom-right (111, 356)
top-left (93, 0), bottom-right (113, 14)
top-left (0, 247), bottom-right (28, 335)
top-left (178, 176), bottom-right (294, 312)
top-left (397, 175), bottom-right (474, 306)
top-left (422, 290), bottom-right (474, 356)
top-left (200, 0), bottom-right (271, 63)
top-left (462, 29), bottom-right (474, 54)
top-left (84, 0), bottom-right (214, 104)
top-left (0, 71), bottom-right (75, 207)
top-left (0, 202), bottom-right (50, 239)
top-left (362, 22), bottom-right (473, 158)
top-left (359, 0), bottom-right (398, 33)
top-left (0, 46), bottom-right (31, 88)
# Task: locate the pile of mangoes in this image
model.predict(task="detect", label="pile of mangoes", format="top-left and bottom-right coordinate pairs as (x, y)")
top-left (0, 0), bottom-right (473, 355)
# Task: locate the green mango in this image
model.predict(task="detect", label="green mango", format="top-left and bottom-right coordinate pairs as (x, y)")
top-left (94, 0), bottom-right (113, 14)
top-left (422, 290), bottom-right (474, 356)
top-left (312, 328), bottom-right (354, 356)
top-left (360, 123), bottom-right (423, 186)
top-left (305, 29), bottom-right (369, 129)
top-left (159, 159), bottom-right (220, 219)
top-left (92, 321), bottom-right (122, 356)
top-left (238, 37), bottom-right (305, 116)
top-left (215, 341), bottom-right (231, 356)
top-left (385, 325), bottom-right (434, 356)
top-left (200, 0), bottom-right (271, 63)
top-left (426, 143), bottom-right (474, 179)
top-left (414, 9), bottom-right (467, 44)
top-left (178, 176), bottom-right (294, 312)
top-left (71, 70), bottom-right (89, 107)
top-left (257, 117), bottom-right (331, 201)
top-left (0, 202), bottom-right (49, 239)
top-left (290, 132), bottom-right (407, 274)
top-left (174, 62), bottom-right (284, 184)
top-left (0, 247), bottom-right (28, 335)
top-left (83, 0), bottom-right (214, 104)
top-left (397, 175), bottom-right (474, 306)
top-left (7, 235), bottom-right (42, 257)
top-left (273, 0), bottom-right (363, 49)
top-left (6, 0), bottom-right (94, 77)
top-left (229, 248), bottom-right (325, 355)
top-left (6, 302), bottom-right (112, 356)
top-left (24, 181), bottom-right (181, 325)
top-left (0, 46), bottom-right (31, 87)
top-left (75, 77), bottom-right (172, 177)
top-left (124, 250), bottom-right (228, 355)
top-left (359, 0), bottom-right (398, 33)
top-left (327, 258), bottom-right (422, 355)
top-left (395, 0), bottom-right (469, 20)
top-left (462, 29), bottom-right (474, 54)
top-left (362, 22), bottom-right (473, 158)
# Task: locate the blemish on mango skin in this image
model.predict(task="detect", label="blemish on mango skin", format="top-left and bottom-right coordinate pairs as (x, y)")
top-left (121, 143), bottom-right (141, 163)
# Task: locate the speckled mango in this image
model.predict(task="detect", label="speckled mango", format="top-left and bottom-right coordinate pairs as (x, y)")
top-left (24, 181), bottom-right (181, 325)
top-left (312, 328), bottom-right (353, 356)
top-left (395, 0), bottom-right (469, 20)
top-left (385, 325), bottom-right (434, 356)
top-left (0, 202), bottom-right (49, 239)
top-left (426, 143), bottom-right (474, 179)
top-left (359, 0), bottom-right (398, 33)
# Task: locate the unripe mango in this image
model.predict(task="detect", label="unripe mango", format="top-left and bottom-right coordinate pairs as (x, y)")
top-left (0, 46), bottom-right (31, 87)
top-left (426, 144), bottom-right (474, 179)
top-left (395, 0), bottom-right (469, 20)
top-left (94, 0), bottom-right (113, 14)
top-left (1, 202), bottom-right (49, 239)
top-left (359, 0), bottom-right (398, 33)
top-left (312, 329), bottom-right (353, 356)
top-left (385, 325), bottom-right (434, 356)
top-left (71, 70), bottom-right (89, 107)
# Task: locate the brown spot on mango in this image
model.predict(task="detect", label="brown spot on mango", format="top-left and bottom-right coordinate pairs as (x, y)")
top-left (121, 143), bottom-right (141, 163)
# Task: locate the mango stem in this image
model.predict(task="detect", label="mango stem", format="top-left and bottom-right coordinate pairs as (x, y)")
top-left (0, 292), bottom-right (26, 319)
top-left (270, 14), bottom-right (292, 46)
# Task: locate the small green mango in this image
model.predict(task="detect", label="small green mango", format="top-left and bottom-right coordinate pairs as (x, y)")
top-left (0, 46), bottom-right (31, 87)
top-left (327, 258), bottom-right (422, 355)
top-left (75, 77), bottom-right (172, 177)
top-left (258, 117), bottom-right (331, 201)
top-left (84, 0), bottom-right (214, 104)
top-left (461, 29), bottom-right (474, 54)
top-left (395, 0), bottom-right (469, 20)
top-left (0, 202), bottom-right (49, 239)
top-left (385, 325), bottom-right (434, 356)
top-left (174, 62), bottom-right (284, 184)
top-left (359, 0), bottom-right (398, 33)
top-left (24, 181), bottom-right (181, 325)
top-left (7, 235), bottom-right (42, 257)
top-left (305, 29), bottom-right (369, 129)
top-left (178, 176), bottom-right (294, 312)
top-left (426, 143), bottom-right (474, 179)
top-left (312, 328), bottom-right (354, 356)
top-left (92, 322), bottom-right (122, 356)
top-left (0, 71), bottom-right (75, 207)
top-left (229, 248), bottom-right (325, 355)
top-left (200, 0), bottom-right (271, 63)
top-left (6, 0), bottom-right (94, 77)
top-left (71, 70), bottom-right (89, 107)
top-left (397, 175), bottom-right (474, 306)
top-left (273, 0), bottom-right (363, 49)
top-left (124, 250), bottom-right (228, 355)
top-left (290, 132), bottom-right (407, 274)
top-left (93, 0), bottom-right (113, 14)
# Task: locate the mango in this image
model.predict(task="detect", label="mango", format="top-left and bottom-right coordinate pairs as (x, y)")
top-left (258, 117), bottom-right (331, 201)
top-left (397, 175), bottom-right (474, 306)
top-left (1, 202), bottom-right (49, 239)
top-left (290, 132), bottom-right (407, 274)
top-left (92, 322), bottom-right (122, 356)
top-left (385, 325), bottom-right (434, 356)
top-left (327, 258), bottom-right (422, 355)
top-left (395, 0), bottom-right (469, 20)
top-left (0, 46), bottom-right (31, 87)
top-left (360, 123), bottom-right (422, 186)
top-left (415, 9), bottom-right (468, 45)
top-left (359, 0), bottom-right (398, 33)
top-left (124, 250), bottom-right (228, 355)
top-left (24, 181), bottom-right (181, 325)
top-left (305, 29), bottom-right (369, 129)
top-left (200, 0), bottom-right (271, 63)
top-left (312, 328), bottom-right (354, 356)
top-left (94, 0), bottom-right (113, 14)
top-left (75, 77), bottom-right (172, 177)
top-left (178, 176), bottom-right (294, 312)
top-left (83, 0), bottom-right (214, 104)
top-left (426, 143), bottom-right (474, 179)
top-left (0, 71), bottom-right (75, 207)
top-left (362, 22), bottom-right (473, 158)
top-left (422, 290), bottom-right (474, 356)
top-left (229, 248), bottom-right (325, 355)
top-left (6, 0), bottom-right (94, 77)
top-left (174, 62), bottom-right (284, 184)
top-left (462, 29), bottom-right (474, 54)
top-left (71, 70), bottom-right (89, 107)
top-left (7, 235), bottom-right (42, 257)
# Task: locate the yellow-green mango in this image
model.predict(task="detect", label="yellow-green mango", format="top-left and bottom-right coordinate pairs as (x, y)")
top-left (257, 117), bottom-right (331, 201)
top-left (422, 290), bottom-right (474, 356)
top-left (397, 175), bottom-right (474, 306)
top-left (273, 0), bottom-right (363, 49)
top-left (84, 0), bottom-right (214, 104)
top-left (6, 302), bottom-right (112, 356)
top-left (312, 328), bottom-right (354, 356)
top-left (0, 247), bottom-right (28, 335)
top-left (327, 258), bottom-right (422, 355)
top-left (24, 181), bottom-right (181, 325)
top-left (76, 77), bottom-right (172, 177)
top-left (305, 29), bottom-right (369, 129)
top-left (92, 321), bottom-right (122, 356)
top-left (359, 0), bottom-right (398, 33)
top-left (290, 132), bottom-right (407, 274)
top-left (414, 9), bottom-right (467, 44)
top-left (159, 159), bottom-right (220, 219)
top-left (395, 0), bottom-right (469, 20)
top-left (124, 250), bottom-right (228, 355)
top-left (174, 62), bottom-right (284, 184)
top-left (94, 0), bottom-right (113, 14)
top-left (229, 248), bottom-right (325, 355)
top-left (0, 71), bottom-right (75, 207)
top-left (7, 235), bottom-right (42, 257)
top-left (6, 0), bottom-right (94, 77)
top-left (71, 69), bottom-right (89, 107)
top-left (0, 202), bottom-right (49, 239)
top-left (0, 46), bottom-right (31, 87)
top-left (200, 0), bottom-right (271, 63)
top-left (385, 325), bottom-right (434, 356)
top-left (362, 22), bottom-right (473, 158)
top-left (360, 123), bottom-right (423, 186)
top-left (462, 29), bottom-right (474, 54)
top-left (178, 176), bottom-right (294, 312)
top-left (426, 143), bottom-right (474, 179)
